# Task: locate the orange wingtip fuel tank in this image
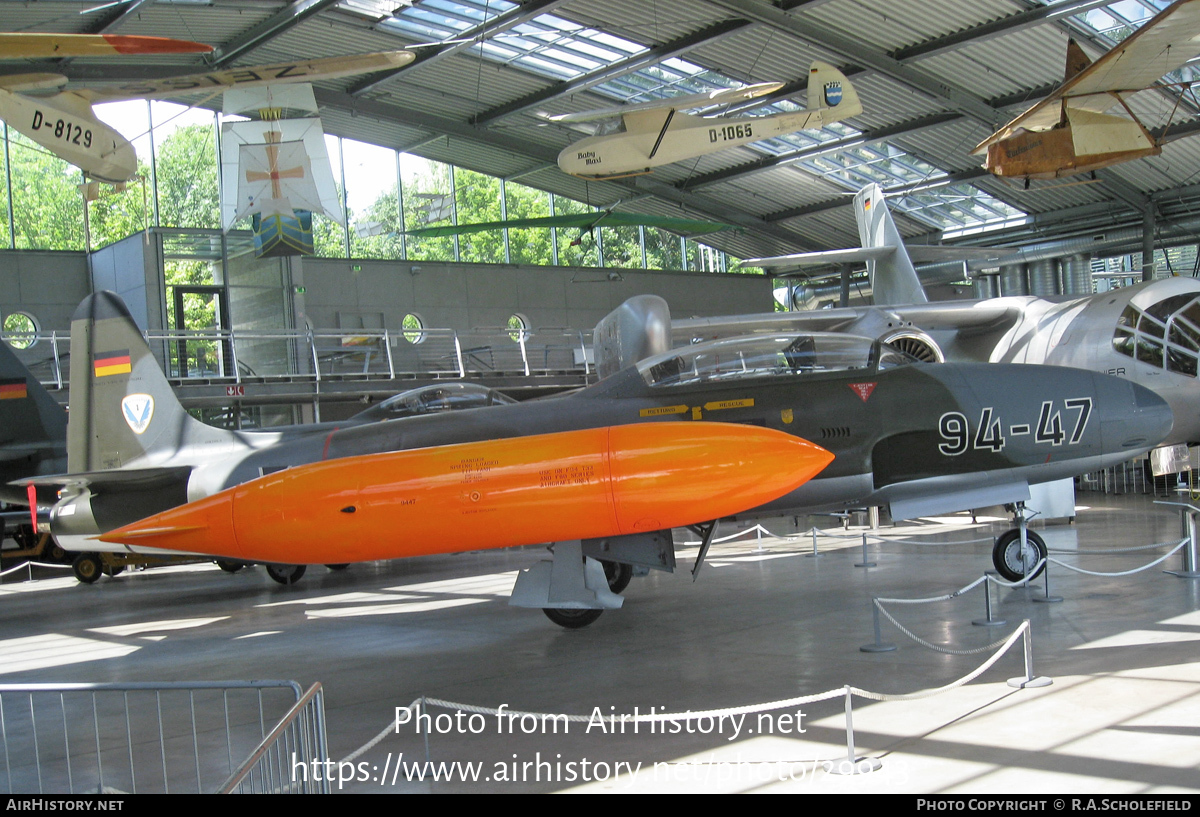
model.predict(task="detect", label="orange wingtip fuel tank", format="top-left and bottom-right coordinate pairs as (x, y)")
top-left (98, 422), bottom-right (833, 564)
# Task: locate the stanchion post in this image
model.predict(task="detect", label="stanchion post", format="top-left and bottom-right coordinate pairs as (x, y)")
top-left (807, 528), bottom-right (820, 558)
top-left (1007, 621), bottom-right (1052, 689)
top-left (1033, 556), bottom-right (1063, 604)
top-left (1167, 510), bottom-right (1200, 578)
top-left (973, 574), bottom-right (1007, 627)
top-left (854, 532), bottom-right (876, 568)
top-left (422, 696), bottom-right (431, 763)
top-left (860, 601), bottom-right (896, 653)
top-left (823, 686), bottom-right (881, 775)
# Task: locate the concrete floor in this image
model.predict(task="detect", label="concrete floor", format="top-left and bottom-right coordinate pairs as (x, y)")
top-left (1, 489), bottom-right (1198, 794)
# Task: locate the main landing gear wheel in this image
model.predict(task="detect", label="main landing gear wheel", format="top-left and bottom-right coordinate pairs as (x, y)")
top-left (72, 553), bottom-right (102, 584)
top-left (993, 529), bottom-right (1047, 582)
top-left (542, 608), bottom-right (604, 629)
top-left (325, 563), bottom-right (349, 571)
top-left (601, 560), bottom-right (633, 594)
top-left (266, 564), bottom-right (306, 585)
top-left (103, 563), bottom-right (125, 577)
top-left (215, 559), bottom-right (245, 573)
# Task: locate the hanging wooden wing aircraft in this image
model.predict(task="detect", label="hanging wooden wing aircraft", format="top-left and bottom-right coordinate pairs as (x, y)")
top-left (973, 0), bottom-right (1200, 180)
top-left (0, 48), bottom-right (414, 184)
top-left (405, 210), bottom-right (737, 238)
top-left (549, 61), bottom-right (861, 179)
top-left (0, 32), bottom-right (213, 184)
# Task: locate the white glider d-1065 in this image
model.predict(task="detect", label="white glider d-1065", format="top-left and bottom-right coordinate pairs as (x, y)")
top-left (0, 46), bottom-right (414, 184)
top-left (551, 62), bottom-right (860, 179)
top-left (974, 0), bottom-right (1200, 180)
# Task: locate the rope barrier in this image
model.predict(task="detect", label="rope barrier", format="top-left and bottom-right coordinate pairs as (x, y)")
top-left (340, 620), bottom-right (1040, 770)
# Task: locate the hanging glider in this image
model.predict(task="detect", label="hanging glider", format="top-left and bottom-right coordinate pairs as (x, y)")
top-left (0, 49), bottom-right (413, 183)
top-left (974, 0), bottom-right (1200, 180)
top-left (551, 62), bottom-right (860, 179)
top-left (405, 210), bottom-right (736, 238)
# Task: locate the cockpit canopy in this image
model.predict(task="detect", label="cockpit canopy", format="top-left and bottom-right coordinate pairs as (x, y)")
top-left (636, 333), bottom-right (917, 388)
top-left (352, 383), bottom-right (516, 422)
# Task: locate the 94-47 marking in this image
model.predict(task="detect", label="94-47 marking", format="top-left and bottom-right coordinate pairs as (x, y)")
top-left (938, 398), bottom-right (1092, 456)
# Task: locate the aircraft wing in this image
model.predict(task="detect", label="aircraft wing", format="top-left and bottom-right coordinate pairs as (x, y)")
top-left (975, 0), bottom-right (1200, 152)
top-left (78, 51), bottom-right (415, 103)
top-left (406, 211), bottom-right (735, 237)
top-left (546, 82), bottom-right (784, 123)
top-left (0, 33), bottom-right (211, 58)
top-left (746, 245), bottom-right (1015, 269)
top-left (674, 300), bottom-right (1023, 337)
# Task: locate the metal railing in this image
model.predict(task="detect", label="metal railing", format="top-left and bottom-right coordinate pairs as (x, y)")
top-left (219, 682), bottom-right (328, 794)
top-left (3, 326), bottom-right (593, 387)
top-left (0, 680), bottom-right (316, 794)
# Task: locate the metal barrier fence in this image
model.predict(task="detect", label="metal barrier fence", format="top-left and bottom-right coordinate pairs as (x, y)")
top-left (220, 682), bottom-right (328, 794)
top-left (2, 326), bottom-right (593, 387)
top-left (0, 680), bottom-right (321, 794)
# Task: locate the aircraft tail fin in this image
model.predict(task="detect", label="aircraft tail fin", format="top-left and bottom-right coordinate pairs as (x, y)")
top-left (806, 62), bottom-right (861, 117)
top-left (67, 292), bottom-right (240, 473)
top-left (1064, 39), bottom-right (1092, 82)
top-left (853, 183), bottom-right (928, 305)
top-left (0, 339), bottom-right (67, 455)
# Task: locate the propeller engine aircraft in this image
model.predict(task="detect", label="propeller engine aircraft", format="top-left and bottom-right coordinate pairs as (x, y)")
top-left (973, 0), bottom-right (1200, 181)
top-left (20, 292), bottom-right (1171, 626)
top-left (551, 62), bottom-right (860, 179)
top-left (0, 48), bottom-right (414, 183)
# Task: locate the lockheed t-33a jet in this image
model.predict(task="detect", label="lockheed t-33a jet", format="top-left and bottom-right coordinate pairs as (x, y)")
top-left (23, 292), bottom-right (1171, 627)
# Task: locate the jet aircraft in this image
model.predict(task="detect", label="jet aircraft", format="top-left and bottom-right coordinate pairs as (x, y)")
top-left (23, 292), bottom-right (1171, 626)
top-left (973, 0), bottom-right (1200, 181)
top-left (0, 49), bottom-right (414, 183)
top-left (643, 183), bottom-right (1200, 450)
top-left (551, 62), bottom-right (860, 179)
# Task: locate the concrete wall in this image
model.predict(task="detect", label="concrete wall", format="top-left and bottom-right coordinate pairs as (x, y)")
top-left (0, 250), bottom-right (91, 334)
top-left (293, 257), bottom-right (774, 333)
top-left (88, 232), bottom-right (159, 331)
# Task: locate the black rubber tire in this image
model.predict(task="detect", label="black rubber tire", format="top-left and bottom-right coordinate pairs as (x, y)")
top-left (325, 563), bottom-right (350, 571)
top-left (215, 559), bottom-right (245, 573)
top-left (600, 560), bottom-right (633, 594)
top-left (104, 563), bottom-right (125, 577)
top-left (992, 529), bottom-right (1047, 582)
top-left (266, 564), bottom-right (307, 585)
top-left (72, 553), bottom-right (102, 584)
top-left (542, 608), bottom-right (604, 629)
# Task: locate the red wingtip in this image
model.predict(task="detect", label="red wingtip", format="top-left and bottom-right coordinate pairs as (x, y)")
top-left (103, 35), bottom-right (214, 55)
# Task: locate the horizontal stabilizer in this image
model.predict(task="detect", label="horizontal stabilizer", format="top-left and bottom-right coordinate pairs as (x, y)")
top-left (744, 247), bottom-right (894, 268)
top-left (18, 465), bottom-right (192, 490)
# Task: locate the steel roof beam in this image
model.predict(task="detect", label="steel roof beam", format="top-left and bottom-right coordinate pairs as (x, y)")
top-left (891, 0), bottom-right (1116, 63)
top-left (349, 0), bottom-right (573, 96)
top-left (83, 0), bottom-right (153, 34)
top-left (209, 0), bottom-right (344, 68)
top-left (471, 18), bottom-right (753, 126)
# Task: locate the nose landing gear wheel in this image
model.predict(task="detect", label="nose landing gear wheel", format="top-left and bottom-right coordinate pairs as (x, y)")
top-left (542, 608), bottom-right (604, 628)
top-left (266, 564), bottom-right (307, 585)
top-left (993, 529), bottom-right (1047, 582)
top-left (600, 560), bottom-right (633, 593)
